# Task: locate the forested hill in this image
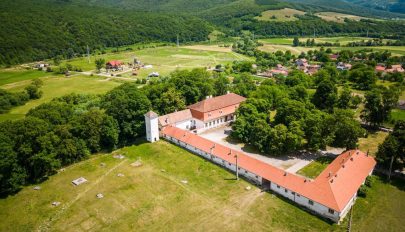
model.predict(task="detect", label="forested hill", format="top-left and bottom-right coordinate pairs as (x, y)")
top-left (0, 0), bottom-right (212, 65)
top-left (1, 0), bottom-right (405, 66)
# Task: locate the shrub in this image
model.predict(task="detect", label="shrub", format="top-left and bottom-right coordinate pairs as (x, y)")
top-left (365, 176), bottom-right (375, 188)
top-left (358, 185), bottom-right (368, 197)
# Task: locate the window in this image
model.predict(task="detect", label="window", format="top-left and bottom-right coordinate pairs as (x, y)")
top-left (205, 123), bottom-right (208, 127)
top-left (238, 167), bottom-right (241, 170)
top-left (228, 162), bottom-right (231, 165)
top-left (328, 209), bottom-right (334, 214)
top-left (308, 200), bottom-right (314, 206)
top-left (292, 192), bottom-right (295, 195)
top-left (285, 189), bottom-right (288, 193)
top-left (277, 185), bottom-right (280, 189)
top-left (209, 122), bottom-right (212, 126)
top-left (255, 175), bottom-right (258, 179)
top-left (245, 171), bottom-right (248, 174)
top-left (297, 194), bottom-right (300, 197)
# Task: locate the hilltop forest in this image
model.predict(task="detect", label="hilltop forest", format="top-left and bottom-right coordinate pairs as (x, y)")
top-left (1, 0), bottom-right (405, 65)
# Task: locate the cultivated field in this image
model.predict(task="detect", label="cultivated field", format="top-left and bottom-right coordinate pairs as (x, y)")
top-left (255, 8), bottom-right (306, 22)
top-left (259, 38), bottom-right (405, 56)
top-left (0, 140), bottom-right (403, 231)
top-left (314, 12), bottom-right (368, 23)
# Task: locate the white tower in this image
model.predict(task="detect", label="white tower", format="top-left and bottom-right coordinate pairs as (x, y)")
top-left (144, 111), bottom-right (160, 143)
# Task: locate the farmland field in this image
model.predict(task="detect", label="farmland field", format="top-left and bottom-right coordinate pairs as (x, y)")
top-left (255, 8), bottom-right (306, 22)
top-left (0, 140), bottom-right (403, 231)
top-left (314, 12), bottom-right (368, 23)
top-left (259, 38), bottom-right (405, 56)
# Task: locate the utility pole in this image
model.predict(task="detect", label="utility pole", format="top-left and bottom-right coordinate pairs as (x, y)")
top-left (388, 155), bottom-right (394, 181)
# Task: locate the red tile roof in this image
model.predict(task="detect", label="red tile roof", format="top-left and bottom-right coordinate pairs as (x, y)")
top-left (107, 60), bottom-right (122, 66)
top-left (158, 109), bottom-right (193, 127)
top-left (187, 93), bottom-right (246, 113)
top-left (161, 126), bottom-right (376, 212)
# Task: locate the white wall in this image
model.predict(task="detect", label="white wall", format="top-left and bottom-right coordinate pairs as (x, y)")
top-left (163, 134), bottom-right (344, 222)
top-left (145, 116), bottom-right (159, 143)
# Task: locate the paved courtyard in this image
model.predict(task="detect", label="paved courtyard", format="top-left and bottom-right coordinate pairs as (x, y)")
top-left (199, 126), bottom-right (342, 174)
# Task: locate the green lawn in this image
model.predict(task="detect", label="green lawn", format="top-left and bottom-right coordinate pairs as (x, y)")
top-left (0, 75), bottom-right (120, 121)
top-left (0, 69), bottom-right (53, 85)
top-left (297, 156), bottom-right (335, 179)
top-left (0, 140), bottom-right (403, 231)
top-left (351, 176), bottom-right (405, 232)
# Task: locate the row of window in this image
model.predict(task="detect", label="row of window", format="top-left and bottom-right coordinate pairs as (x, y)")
top-left (205, 118), bottom-right (225, 128)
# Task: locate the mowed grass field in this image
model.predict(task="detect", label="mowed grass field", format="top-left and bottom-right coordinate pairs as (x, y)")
top-left (255, 8), bottom-right (306, 22)
top-left (0, 140), bottom-right (403, 231)
top-left (61, 46), bottom-right (251, 78)
top-left (0, 75), bottom-right (120, 121)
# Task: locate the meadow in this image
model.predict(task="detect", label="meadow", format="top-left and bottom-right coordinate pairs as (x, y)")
top-left (62, 45), bottom-right (251, 78)
top-left (0, 75), bottom-right (120, 121)
top-left (255, 8), bottom-right (306, 22)
top-left (0, 140), bottom-right (403, 231)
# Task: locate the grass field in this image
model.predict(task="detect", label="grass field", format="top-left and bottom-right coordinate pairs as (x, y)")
top-left (314, 12), bottom-right (367, 23)
top-left (0, 140), bottom-right (403, 231)
top-left (0, 69), bottom-right (53, 85)
top-left (61, 46), bottom-right (251, 78)
top-left (297, 156), bottom-right (334, 179)
top-left (0, 75), bottom-right (120, 121)
top-left (255, 8), bottom-right (306, 22)
top-left (259, 38), bottom-right (405, 56)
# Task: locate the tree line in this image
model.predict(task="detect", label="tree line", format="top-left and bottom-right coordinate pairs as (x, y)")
top-left (0, 79), bottom-right (43, 114)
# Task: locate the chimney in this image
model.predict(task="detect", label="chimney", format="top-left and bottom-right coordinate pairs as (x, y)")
top-left (330, 179), bottom-right (334, 183)
top-left (284, 172), bottom-right (287, 176)
top-left (328, 172), bottom-right (332, 177)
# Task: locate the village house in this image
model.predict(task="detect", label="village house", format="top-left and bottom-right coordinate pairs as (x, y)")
top-left (375, 64), bottom-right (405, 73)
top-left (329, 54), bottom-right (339, 61)
top-left (259, 64), bottom-right (289, 77)
top-left (337, 62), bottom-right (352, 71)
top-left (106, 60), bottom-right (123, 71)
top-left (144, 92), bottom-right (376, 223)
